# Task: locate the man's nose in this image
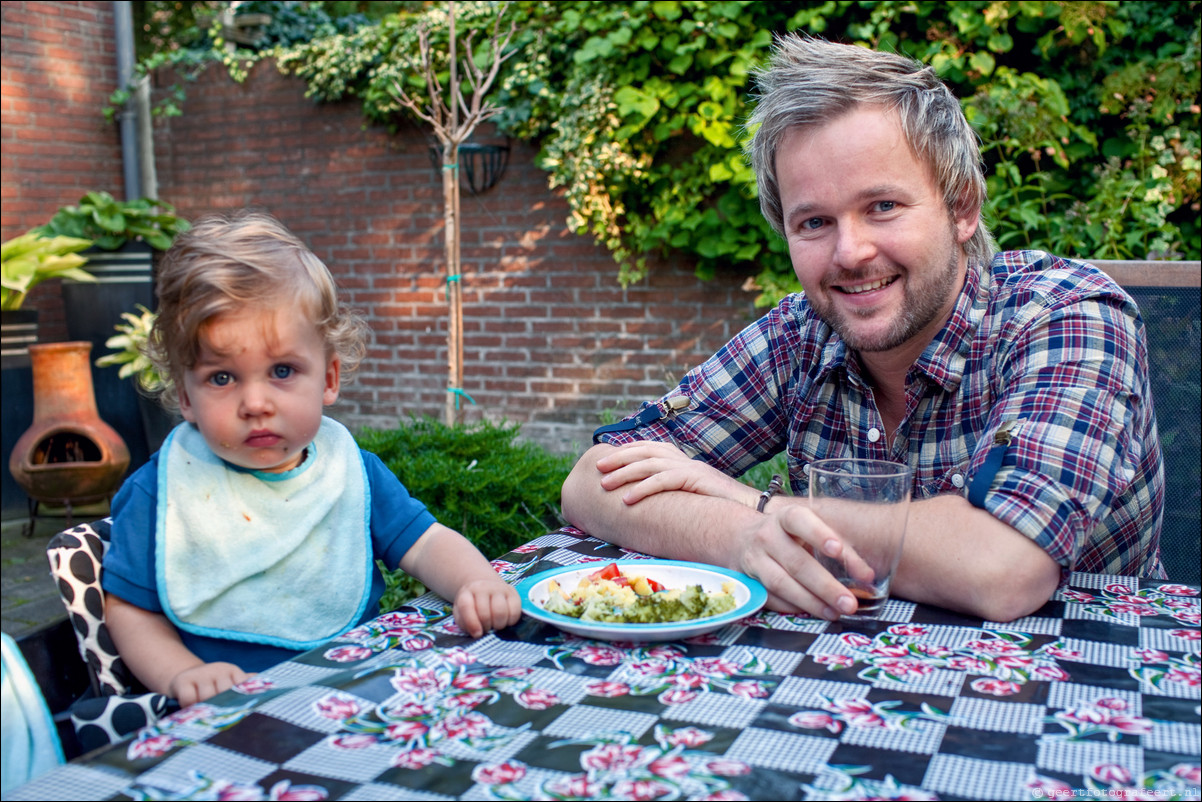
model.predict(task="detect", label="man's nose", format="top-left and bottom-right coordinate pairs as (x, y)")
top-left (832, 218), bottom-right (877, 270)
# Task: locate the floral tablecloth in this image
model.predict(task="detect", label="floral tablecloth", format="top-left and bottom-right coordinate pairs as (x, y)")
top-left (11, 528), bottom-right (1201, 801)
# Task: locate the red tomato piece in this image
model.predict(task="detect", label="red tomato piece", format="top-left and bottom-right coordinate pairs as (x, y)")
top-left (588, 562), bottom-right (622, 582)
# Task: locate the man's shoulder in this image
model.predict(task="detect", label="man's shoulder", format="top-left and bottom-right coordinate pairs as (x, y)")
top-left (988, 250), bottom-right (1123, 299)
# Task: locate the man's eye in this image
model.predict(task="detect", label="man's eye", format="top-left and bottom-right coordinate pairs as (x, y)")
top-left (875, 201), bottom-right (896, 212)
top-left (802, 217), bottom-right (824, 231)
top-left (271, 365), bottom-right (294, 380)
top-left (210, 372), bottom-right (232, 387)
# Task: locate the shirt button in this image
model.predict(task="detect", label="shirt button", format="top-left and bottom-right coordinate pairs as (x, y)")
top-left (802, 463), bottom-right (810, 475)
top-left (867, 427), bottom-right (882, 443)
top-left (951, 473), bottom-right (965, 488)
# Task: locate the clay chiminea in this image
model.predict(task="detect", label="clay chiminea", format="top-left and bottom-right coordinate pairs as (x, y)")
top-left (9, 341), bottom-right (130, 532)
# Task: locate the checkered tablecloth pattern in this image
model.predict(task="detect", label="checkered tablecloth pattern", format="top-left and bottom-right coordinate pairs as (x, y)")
top-left (11, 529), bottom-right (1200, 801)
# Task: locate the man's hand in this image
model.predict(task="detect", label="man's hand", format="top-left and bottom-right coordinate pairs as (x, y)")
top-left (453, 578), bottom-right (522, 638)
top-left (732, 500), bottom-right (871, 619)
top-left (167, 662), bottom-right (253, 707)
top-left (595, 441), bottom-right (760, 507)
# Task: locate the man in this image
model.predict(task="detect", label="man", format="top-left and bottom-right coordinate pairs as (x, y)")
top-left (561, 36), bottom-right (1164, 623)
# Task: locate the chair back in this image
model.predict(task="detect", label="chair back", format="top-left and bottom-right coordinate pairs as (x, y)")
top-left (1095, 260), bottom-right (1201, 585)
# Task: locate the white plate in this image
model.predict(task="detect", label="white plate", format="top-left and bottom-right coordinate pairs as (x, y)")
top-left (515, 559), bottom-right (767, 642)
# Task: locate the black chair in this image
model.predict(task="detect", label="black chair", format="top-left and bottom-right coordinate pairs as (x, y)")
top-left (1097, 260), bottom-right (1201, 585)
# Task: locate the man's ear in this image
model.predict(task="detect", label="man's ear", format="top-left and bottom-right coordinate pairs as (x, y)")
top-left (323, 356), bottom-right (341, 406)
top-left (952, 190), bottom-right (981, 245)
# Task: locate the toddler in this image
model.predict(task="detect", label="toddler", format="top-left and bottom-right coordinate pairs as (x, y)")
top-left (103, 212), bottom-right (521, 706)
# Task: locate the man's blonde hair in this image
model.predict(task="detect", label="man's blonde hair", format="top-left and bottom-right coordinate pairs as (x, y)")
top-left (149, 211), bottom-right (368, 404)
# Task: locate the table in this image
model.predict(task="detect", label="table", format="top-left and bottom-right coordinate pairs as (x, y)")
top-left (10, 528), bottom-right (1201, 801)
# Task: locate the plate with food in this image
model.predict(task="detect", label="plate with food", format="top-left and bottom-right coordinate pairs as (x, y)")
top-left (515, 560), bottom-right (768, 641)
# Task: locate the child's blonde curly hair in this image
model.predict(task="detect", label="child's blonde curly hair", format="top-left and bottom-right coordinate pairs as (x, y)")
top-left (148, 211), bottom-right (368, 409)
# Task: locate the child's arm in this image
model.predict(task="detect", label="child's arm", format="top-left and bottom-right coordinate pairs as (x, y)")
top-left (399, 523), bottom-right (522, 638)
top-left (106, 594), bottom-right (252, 706)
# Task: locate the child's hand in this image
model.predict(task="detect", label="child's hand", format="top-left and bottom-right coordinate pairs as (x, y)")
top-left (453, 578), bottom-right (522, 638)
top-left (168, 662), bottom-right (253, 707)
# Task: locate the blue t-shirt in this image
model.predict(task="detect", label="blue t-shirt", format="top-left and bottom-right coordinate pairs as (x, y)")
top-left (102, 447), bottom-right (436, 672)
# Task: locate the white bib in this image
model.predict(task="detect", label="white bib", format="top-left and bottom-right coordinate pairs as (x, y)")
top-left (157, 417), bottom-right (371, 649)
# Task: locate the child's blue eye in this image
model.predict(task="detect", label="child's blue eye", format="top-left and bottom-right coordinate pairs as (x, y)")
top-left (271, 365), bottom-right (294, 380)
top-left (210, 372), bottom-right (233, 387)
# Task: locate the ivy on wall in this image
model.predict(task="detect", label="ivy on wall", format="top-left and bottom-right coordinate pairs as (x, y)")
top-left (143, 1), bottom-right (1201, 303)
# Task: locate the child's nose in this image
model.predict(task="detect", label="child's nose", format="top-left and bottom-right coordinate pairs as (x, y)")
top-left (239, 383), bottom-right (274, 417)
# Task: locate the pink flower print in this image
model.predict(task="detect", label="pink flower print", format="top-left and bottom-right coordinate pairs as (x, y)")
top-left (995, 654), bottom-right (1034, 670)
top-left (433, 711), bottom-right (490, 740)
top-left (946, 655), bottom-right (991, 673)
top-left (1042, 645), bottom-right (1083, 660)
top-left (1110, 602), bottom-right (1161, 617)
top-left (127, 732), bottom-right (179, 760)
top-left (213, 782), bottom-right (262, 802)
top-left (399, 634), bottom-right (435, 651)
top-left (1094, 697), bottom-right (1128, 711)
top-left (841, 632), bottom-right (872, 648)
top-left (971, 677), bottom-right (1021, 696)
top-left (472, 760), bottom-right (528, 786)
top-left (512, 543), bottom-right (542, 553)
top-left (314, 693), bottom-right (361, 721)
top-left (888, 624), bottom-right (928, 637)
top-left (662, 726), bottom-right (713, 748)
top-left (330, 734), bottom-right (376, 750)
top-left (1104, 582), bottom-right (1135, 595)
top-left (391, 747), bottom-right (440, 769)
top-left (1170, 628), bottom-right (1201, 640)
top-left (233, 676), bottom-right (275, 695)
top-left (870, 643), bottom-right (910, 658)
top-left (692, 657), bottom-right (740, 677)
top-left (441, 647), bottom-right (476, 666)
top-left (377, 611), bottom-right (428, 629)
top-left (729, 680), bottom-right (771, 699)
top-left (1166, 666), bottom-right (1201, 686)
top-left (1091, 763), bottom-right (1133, 785)
top-left (576, 645), bottom-right (625, 666)
top-left (323, 645), bottom-right (373, 663)
top-left (826, 697), bottom-right (874, 716)
top-left (814, 653), bottom-right (855, 668)
top-left (612, 779), bottom-right (675, 800)
top-left (163, 703), bottom-right (217, 725)
top-left (912, 643), bottom-right (953, 659)
top-left (515, 688), bottom-right (560, 710)
top-left (390, 666), bottom-right (448, 695)
top-left (670, 672), bottom-right (708, 690)
top-left (452, 673), bottom-right (490, 690)
top-left (645, 644), bottom-right (685, 660)
top-left (658, 688), bottom-right (700, 705)
top-left (648, 754), bottom-right (692, 781)
top-left (446, 690), bottom-right (492, 710)
top-left (267, 780), bottom-right (328, 801)
top-left (1133, 648), bottom-right (1170, 663)
top-left (1159, 584), bottom-right (1199, 596)
top-left (966, 638), bottom-right (1023, 655)
top-left (493, 666), bottom-right (534, 678)
top-left (545, 774), bottom-right (601, 799)
top-left (1115, 594), bottom-right (1152, 606)
top-left (1031, 665), bottom-right (1071, 682)
top-left (1171, 764), bottom-right (1202, 784)
top-left (1175, 609), bottom-right (1202, 625)
top-left (384, 720), bottom-right (429, 742)
top-left (877, 658), bottom-right (933, 679)
top-left (699, 792), bottom-right (750, 801)
top-left (632, 659), bottom-right (673, 676)
top-left (585, 680), bottom-right (630, 698)
top-left (1062, 589), bottom-right (1095, 603)
top-left (581, 743), bottom-right (647, 773)
top-left (790, 711), bottom-right (843, 734)
top-left (395, 700), bottom-right (435, 718)
top-left (705, 758), bottom-right (752, 777)
top-left (1106, 714), bottom-right (1154, 735)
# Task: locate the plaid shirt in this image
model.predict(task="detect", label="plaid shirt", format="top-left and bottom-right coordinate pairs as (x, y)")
top-left (602, 251), bottom-right (1165, 579)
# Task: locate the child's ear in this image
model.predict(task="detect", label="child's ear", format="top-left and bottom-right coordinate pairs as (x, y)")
top-left (323, 356), bottom-right (341, 406)
top-left (178, 386), bottom-right (196, 422)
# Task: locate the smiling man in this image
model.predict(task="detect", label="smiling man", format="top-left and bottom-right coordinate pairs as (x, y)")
top-left (561, 36), bottom-right (1165, 623)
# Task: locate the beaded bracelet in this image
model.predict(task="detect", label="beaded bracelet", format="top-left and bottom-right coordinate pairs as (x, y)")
top-left (756, 474), bottom-right (784, 513)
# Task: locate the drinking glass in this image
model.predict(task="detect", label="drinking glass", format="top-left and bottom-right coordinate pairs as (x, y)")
top-left (808, 458), bottom-right (912, 617)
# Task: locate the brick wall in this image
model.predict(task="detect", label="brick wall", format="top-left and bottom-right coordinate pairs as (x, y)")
top-left (150, 61), bottom-right (764, 453)
top-left (1, 0), bottom-right (124, 345)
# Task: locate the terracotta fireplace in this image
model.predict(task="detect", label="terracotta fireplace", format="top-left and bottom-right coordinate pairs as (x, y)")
top-left (8, 341), bottom-right (130, 533)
